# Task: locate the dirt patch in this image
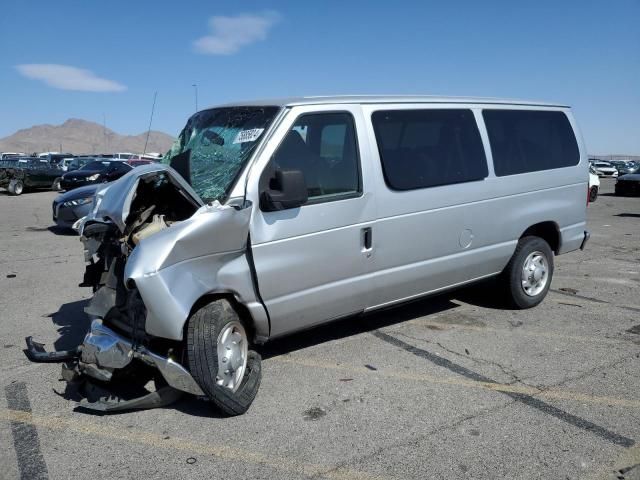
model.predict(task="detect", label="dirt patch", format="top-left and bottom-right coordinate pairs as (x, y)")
top-left (303, 407), bottom-right (327, 421)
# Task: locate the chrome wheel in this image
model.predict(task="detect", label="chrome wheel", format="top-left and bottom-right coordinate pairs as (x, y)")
top-left (215, 321), bottom-right (248, 393)
top-left (11, 180), bottom-right (23, 196)
top-left (521, 251), bottom-right (548, 296)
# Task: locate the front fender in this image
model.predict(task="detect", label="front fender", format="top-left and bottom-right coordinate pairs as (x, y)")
top-left (124, 203), bottom-right (268, 341)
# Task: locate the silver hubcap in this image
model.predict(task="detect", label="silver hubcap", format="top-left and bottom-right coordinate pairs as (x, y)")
top-left (15, 183), bottom-right (23, 194)
top-left (215, 321), bottom-right (248, 393)
top-left (521, 251), bottom-right (549, 296)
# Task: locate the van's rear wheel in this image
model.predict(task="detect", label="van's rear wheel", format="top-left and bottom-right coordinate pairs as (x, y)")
top-left (186, 299), bottom-right (262, 416)
top-left (503, 236), bottom-right (554, 309)
top-left (589, 186), bottom-right (598, 202)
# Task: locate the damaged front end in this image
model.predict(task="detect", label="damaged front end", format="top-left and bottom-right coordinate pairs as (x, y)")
top-left (24, 163), bottom-right (256, 411)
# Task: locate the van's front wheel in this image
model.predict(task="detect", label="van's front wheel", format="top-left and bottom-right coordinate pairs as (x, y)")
top-left (186, 299), bottom-right (262, 416)
top-left (503, 236), bottom-right (554, 309)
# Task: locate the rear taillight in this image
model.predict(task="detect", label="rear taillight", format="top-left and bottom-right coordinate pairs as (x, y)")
top-left (586, 185), bottom-right (590, 205)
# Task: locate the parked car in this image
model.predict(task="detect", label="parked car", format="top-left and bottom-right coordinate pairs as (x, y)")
top-left (615, 173), bottom-right (640, 196)
top-left (592, 161), bottom-right (618, 178)
top-left (107, 152), bottom-right (137, 160)
top-left (65, 156), bottom-right (96, 172)
top-left (57, 157), bottom-right (76, 172)
top-left (127, 158), bottom-right (155, 168)
top-left (0, 157), bottom-right (29, 189)
top-left (615, 161), bottom-right (640, 176)
top-left (40, 153), bottom-right (74, 167)
top-left (25, 96), bottom-right (589, 416)
top-left (0, 157), bottom-right (64, 195)
top-left (52, 184), bottom-right (99, 229)
top-left (0, 152), bottom-right (26, 160)
top-left (60, 159), bottom-right (132, 190)
top-left (588, 166), bottom-right (600, 202)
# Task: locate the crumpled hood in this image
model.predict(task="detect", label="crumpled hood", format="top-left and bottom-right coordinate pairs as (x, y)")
top-left (124, 201), bottom-right (252, 279)
top-left (83, 163), bottom-right (204, 233)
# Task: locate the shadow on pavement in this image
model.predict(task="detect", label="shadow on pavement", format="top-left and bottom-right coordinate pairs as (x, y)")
top-left (260, 279), bottom-right (509, 360)
top-left (42, 279), bottom-right (511, 416)
top-left (48, 225), bottom-right (77, 236)
top-left (46, 298), bottom-right (91, 351)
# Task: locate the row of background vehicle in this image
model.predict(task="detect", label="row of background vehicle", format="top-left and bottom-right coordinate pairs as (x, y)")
top-left (0, 151), bottom-right (163, 196)
top-left (588, 157), bottom-right (639, 177)
top-left (587, 158), bottom-right (640, 198)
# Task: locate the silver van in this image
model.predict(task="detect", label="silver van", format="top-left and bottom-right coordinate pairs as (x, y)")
top-left (25, 96), bottom-right (589, 415)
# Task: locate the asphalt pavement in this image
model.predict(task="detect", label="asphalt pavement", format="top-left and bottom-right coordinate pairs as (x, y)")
top-left (1, 178), bottom-right (639, 480)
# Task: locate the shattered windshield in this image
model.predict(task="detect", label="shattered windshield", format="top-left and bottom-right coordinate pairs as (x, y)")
top-left (163, 106), bottom-right (280, 203)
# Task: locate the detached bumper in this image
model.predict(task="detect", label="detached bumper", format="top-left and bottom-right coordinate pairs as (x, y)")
top-left (24, 337), bottom-right (79, 363)
top-left (580, 230), bottom-right (590, 250)
top-left (23, 320), bottom-right (203, 396)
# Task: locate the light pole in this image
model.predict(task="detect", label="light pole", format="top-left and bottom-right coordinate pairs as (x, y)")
top-left (192, 84), bottom-right (198, 112)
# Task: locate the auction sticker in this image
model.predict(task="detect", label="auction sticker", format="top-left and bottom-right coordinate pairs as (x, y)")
top-left (233, 128), bottom-right (264, 144)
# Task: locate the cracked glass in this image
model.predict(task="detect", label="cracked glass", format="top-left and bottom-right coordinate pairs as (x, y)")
top-left (164, 106), bottom-right (280, 202)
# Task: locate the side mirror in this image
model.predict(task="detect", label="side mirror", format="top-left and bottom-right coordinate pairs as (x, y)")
top-left (260, 169), bottom-right (308, 211)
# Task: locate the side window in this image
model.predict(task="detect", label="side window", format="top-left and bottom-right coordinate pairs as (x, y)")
top-left (482, 110), bottom-right (579, 176)
top-left (371, 109), bottom-right (488, 190)
top-left (269, 112), bottom-right (360, 201)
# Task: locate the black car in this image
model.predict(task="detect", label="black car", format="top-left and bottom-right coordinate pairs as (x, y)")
top-left (0, 157), bottom-right (64, 195)
top-left (615, 173), bottom-right (640, 196)
top-left (52, 184), bottom-right (99, 230)
top-left (60, 160), bottom-right (133, 191)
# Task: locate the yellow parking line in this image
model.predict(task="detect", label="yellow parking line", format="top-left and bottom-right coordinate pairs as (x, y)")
top-left (1, 408), bottom-right (383, 480)
top-left (271, 357), bottom-right (640, 409)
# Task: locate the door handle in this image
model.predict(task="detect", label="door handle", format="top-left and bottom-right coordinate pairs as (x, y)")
top-left (362, 227), bottom-right (373, 252)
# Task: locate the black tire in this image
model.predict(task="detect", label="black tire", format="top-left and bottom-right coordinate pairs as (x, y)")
top-left (186, 299), bottom-right (261, 416)
top-left (589, 186), bottom-right (598, 202)
top-left (502, 236), bottom-right (554, 309)
top-left (52, 177), bottom-right (62, 191)
top-left (8, 180), bottom-right (23, 196)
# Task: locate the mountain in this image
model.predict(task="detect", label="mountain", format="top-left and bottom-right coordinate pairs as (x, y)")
top-left (0, 119), bottom-right (175, 155)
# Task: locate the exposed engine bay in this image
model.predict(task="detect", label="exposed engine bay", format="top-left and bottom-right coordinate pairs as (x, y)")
top-left (81, 170), bottom-right (199, 343)
top-left (24, 167), bottom-right (210, 411)
top-left (23, 108), bottom-right (273, 415)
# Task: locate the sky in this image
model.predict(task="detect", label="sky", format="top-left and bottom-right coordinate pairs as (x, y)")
top-left (0, 0), bottom-right (638, 155)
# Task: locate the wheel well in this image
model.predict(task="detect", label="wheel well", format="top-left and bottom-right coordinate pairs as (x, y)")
top-left (520, 222), bottom-right (560, 254)
top-left (187, 293), bottom-right (257, 341)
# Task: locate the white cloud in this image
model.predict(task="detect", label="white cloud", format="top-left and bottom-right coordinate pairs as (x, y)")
top-left (15, 64), bottom-right (127, 92)
top-left (194, 11), bottom-right (280, 55)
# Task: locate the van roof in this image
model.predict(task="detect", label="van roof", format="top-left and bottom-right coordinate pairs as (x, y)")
top-left (217, 95), bottom-right (569, 109)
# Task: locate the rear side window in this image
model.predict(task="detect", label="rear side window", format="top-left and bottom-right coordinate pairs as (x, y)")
top-left (483, 110), bottom-right (579, 176)
top-left (372, 109), bottom-right (488, 190)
